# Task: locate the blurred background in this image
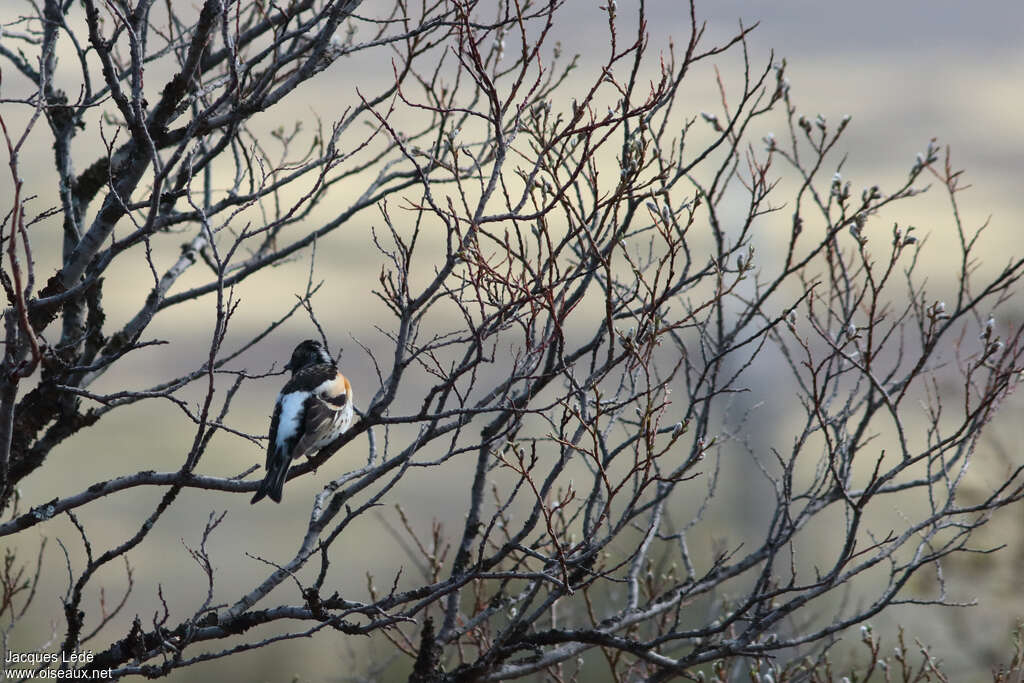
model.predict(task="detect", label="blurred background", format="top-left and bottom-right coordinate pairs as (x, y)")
top-left (2, 0), bottom-right (1023, 680)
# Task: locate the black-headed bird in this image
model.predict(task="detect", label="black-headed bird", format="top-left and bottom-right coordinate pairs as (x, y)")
top-left (251, 339), bottom-right (354, 504)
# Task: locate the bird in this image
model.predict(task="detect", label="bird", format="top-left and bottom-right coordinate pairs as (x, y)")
top-left (251, 339), bottom-right (354, 504)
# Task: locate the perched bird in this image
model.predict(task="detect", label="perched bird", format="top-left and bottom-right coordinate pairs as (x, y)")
top-left (251, 339), bottom-right (354, 504)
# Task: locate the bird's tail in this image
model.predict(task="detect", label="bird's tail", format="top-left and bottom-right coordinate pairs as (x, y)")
top-left (251, 455), bottom-right (290, 504)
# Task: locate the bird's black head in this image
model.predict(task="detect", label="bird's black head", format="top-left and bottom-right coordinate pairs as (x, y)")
top-left (285, 339), bottom-right (333, 373)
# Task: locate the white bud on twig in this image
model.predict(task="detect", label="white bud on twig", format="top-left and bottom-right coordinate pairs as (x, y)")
top-left (700, 111), bottom-right (722, 131)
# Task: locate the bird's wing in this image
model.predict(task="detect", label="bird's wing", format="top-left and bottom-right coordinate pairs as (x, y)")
top-left (265, 395), bottom-right (284, 468)
top-left (292, 394), bottom-right (338, 458)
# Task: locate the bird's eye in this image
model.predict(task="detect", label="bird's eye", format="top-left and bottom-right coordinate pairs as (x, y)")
top-left (326, 393), bottom-right (348, 407)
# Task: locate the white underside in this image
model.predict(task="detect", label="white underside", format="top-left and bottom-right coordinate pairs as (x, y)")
top-left (312, 400), bottom-right (354, 448)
